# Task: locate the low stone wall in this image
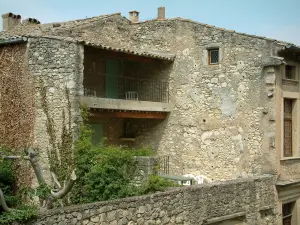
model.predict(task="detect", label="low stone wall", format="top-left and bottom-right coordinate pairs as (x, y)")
top-left (27, 175), bottom-right (278, 225)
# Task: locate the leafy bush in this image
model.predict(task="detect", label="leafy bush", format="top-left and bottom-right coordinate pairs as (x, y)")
top-left (0, 153), bottom-right (16, 209)
top-left (71, 109), bottom-right (175, 204)
top-left (72, 141), bottom-right (156, 203)
top-left (139, 175), bottom-right (178, 194)
top-left (0, 206), bottom-right (37, 225)
top-left (0, 147), bottom-right (37, 224)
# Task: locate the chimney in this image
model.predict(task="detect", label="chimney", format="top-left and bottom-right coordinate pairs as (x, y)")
top-left (157, 7), bottom-right (165, 20)
top-left (22, 18), bottom-right (41, 25)
top-left (2, 12), bottom-right (21, 31)
top-left (129, 11), bottom-right (139, 23)
top-left (14, 14), bottom-right (21, 26)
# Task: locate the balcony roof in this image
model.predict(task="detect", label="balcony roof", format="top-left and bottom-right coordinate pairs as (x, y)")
top-left (82, 41), bottom-right (175, 61)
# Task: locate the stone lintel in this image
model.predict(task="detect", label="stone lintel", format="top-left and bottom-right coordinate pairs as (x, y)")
top-left (206, 211), bottom-right (246, 224)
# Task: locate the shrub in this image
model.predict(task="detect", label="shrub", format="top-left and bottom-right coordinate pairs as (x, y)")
top-left (71, 110), bottom-right (174, 204)
top-left (0, 147), bottom-right (37, 224)
top-left (139, 175), bottom-right (179, 194)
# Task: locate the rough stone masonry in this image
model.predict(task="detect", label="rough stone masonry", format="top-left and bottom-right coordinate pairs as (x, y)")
top-left (0, 11), bottom-right (296, 182)
top-left (26, 176), bottom-right (278, 225)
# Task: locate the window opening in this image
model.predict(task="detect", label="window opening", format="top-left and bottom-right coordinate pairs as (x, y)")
top-left (282, 202), bottom-right (294, 225)
top-left (208, 49), bottom-right (219, 64)
top-left (285, 65), bottom-right (296, 80)
top-left (284, 99), bottom-right (293, 157)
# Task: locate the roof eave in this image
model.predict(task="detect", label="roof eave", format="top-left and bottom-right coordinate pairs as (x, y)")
top-left (0, 38), bottom-right (27, 46)
top-left (82, 42), bottom-right (175, 61)
top-left (285, 44), bottom-right (300, 54)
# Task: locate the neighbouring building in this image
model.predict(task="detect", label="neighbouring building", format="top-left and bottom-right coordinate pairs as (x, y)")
top-left (1, 7), bottom-right (300, 224)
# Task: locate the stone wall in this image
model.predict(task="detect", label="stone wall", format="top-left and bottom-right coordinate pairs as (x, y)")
top-left (6, 14), bottom-right (287, 182)
top-left (27, 176), bottom-right (278, 225)
top-left (54, 17), bottom-right (285, 180)
top-left (124, 20), bottom-right (284, 180)
top-left (276, 56), bottom-right (300, 181)
top-left (28, 37), bottom-right (84, 183)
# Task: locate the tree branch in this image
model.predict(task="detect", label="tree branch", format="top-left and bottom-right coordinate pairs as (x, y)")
top-left (45, 170), bottom-right (76, 209)
top-left (1, 148), bottom-right (77, 210)
top-left (26, 148), bottom-right (47, 185)
top-left (1, 148), bottom-right (47, 186)
top-left (51, 172), bottom-right (62, 189)
top-left (2, 156), bottom-right (30, 160)
top-left (0, 188), bottom-right (13, 212)
top-left (51, 170), bottom-right (76, 199)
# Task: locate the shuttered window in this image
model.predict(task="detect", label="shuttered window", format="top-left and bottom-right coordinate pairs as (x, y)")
top-left (284, 99), bottom-right (293, 157)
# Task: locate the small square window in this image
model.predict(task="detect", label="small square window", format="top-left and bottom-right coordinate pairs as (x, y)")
top-left (208, 49), bottom-right (219, 65)
top-left (285, 65), bottom-right (296, 80)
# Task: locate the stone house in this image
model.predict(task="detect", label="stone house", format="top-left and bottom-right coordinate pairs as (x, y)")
top-left (1, 8), bottom-right (300, 224)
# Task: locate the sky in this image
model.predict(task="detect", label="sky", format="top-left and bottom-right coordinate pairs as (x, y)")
top-left (0, 0), bottom-right (300, 45)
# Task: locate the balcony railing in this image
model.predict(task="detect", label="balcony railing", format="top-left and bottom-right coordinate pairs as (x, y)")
top-left (84, 75), bottom-right (169, 103)
top-left (282, 79), bottom-right (299, 92)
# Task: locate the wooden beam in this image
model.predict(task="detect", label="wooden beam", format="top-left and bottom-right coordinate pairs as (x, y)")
top-left (90, 111), bottom-right (167, 119)
top-left (85, 47), bottom-right (155, 63)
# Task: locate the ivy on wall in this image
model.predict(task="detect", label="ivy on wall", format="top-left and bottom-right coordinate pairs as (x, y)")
top-left (0, 44), bottom-right (35, 149)
top-left (0, 44), bottom-right (35, 189)
top-left (39, 82), bottom-right (75, 205)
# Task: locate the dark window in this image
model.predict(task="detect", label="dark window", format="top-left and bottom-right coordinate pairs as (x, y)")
top-left (285, 65), bottom-right (296, 80)
top-left (284, 99), bottom-right (294, 157)
top-left (282, 202), bottom-right (294, 225)
top-left (208, 49), bottom-right (219, 64)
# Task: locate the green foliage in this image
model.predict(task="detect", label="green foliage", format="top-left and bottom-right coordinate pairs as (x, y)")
top-left (0, 152), bottom-right (16, 209)
top-left (0, 147), bottom-right (37, 224)
top-left (139, 175), bottom-right (179, 194)
top-left (36, 184), bottom-right (51, 200)
top-left (0, 206), bottom-right (37, 225)
top-left (71, 107), bottom-right (172, 204)
top-left (72, 141), bottom-right (143, 203)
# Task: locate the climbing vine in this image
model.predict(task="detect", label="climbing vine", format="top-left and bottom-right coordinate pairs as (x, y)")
top-left (39, 81), bottom-right (75, 205)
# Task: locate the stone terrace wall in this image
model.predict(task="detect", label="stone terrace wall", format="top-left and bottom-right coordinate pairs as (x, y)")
top-left (28, 176), bottom-right (278, 225)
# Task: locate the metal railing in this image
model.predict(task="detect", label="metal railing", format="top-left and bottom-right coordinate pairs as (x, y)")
top-left (158, 155), bottom-right (170, 175)
top-left (84, 75), bottom-right (169, 103)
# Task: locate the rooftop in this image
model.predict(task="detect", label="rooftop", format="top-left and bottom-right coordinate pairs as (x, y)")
top-left (0, 10), bottom-right (299, 51)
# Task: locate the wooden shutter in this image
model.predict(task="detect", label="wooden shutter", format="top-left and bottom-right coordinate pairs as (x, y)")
top-left (90, 123), bottom-right (104, 146)
top-left (284, 99), bottom-right (293, 157)
top-left (106, 59), bottom-right (121, 99)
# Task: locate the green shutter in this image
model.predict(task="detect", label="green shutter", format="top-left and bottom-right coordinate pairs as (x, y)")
top-left (105, 59), bottom-right (121, 98)
top-left (89, 123), bottom-right (104, 146)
